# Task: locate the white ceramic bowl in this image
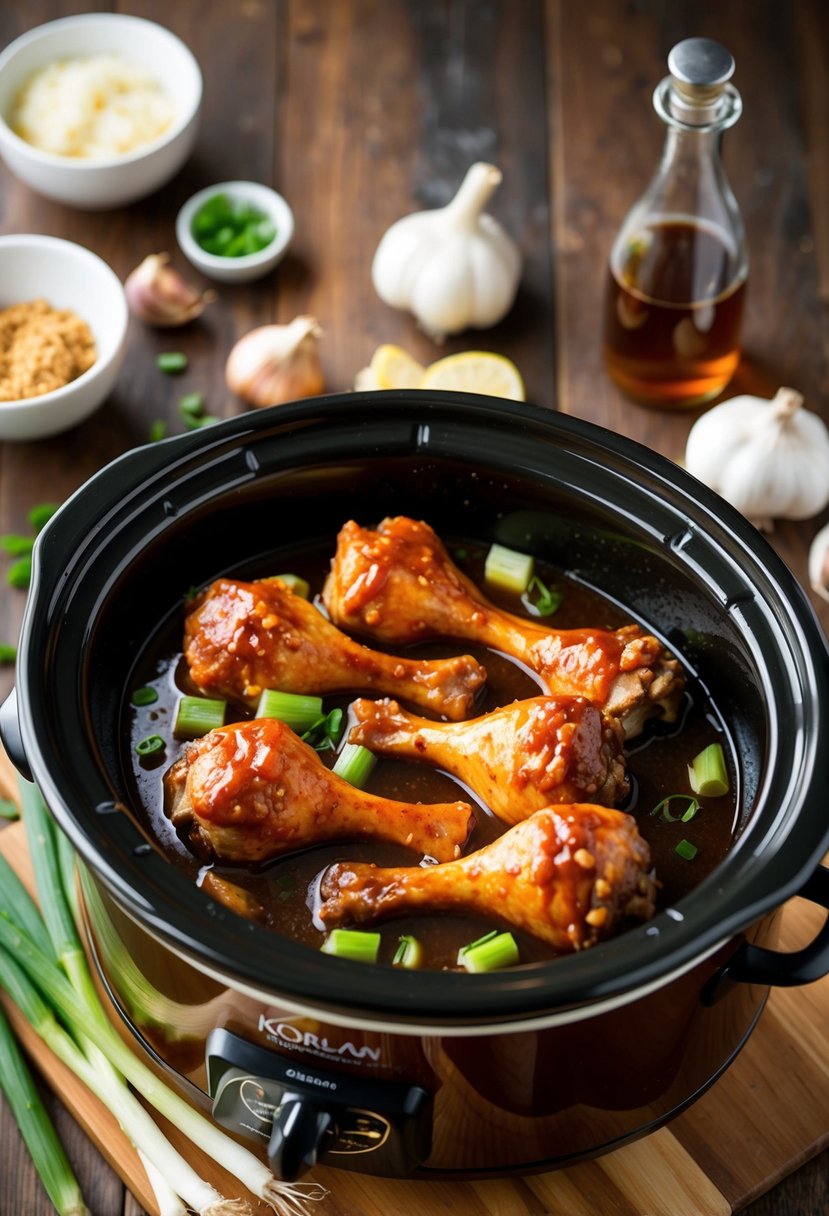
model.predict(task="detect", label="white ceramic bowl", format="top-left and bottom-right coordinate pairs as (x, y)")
top-left (0, 14), bottom-right (202, 209)
top-left (176, 180), bottom-right (295, 283)
top-left (0, 235), bottom-right (128, 441)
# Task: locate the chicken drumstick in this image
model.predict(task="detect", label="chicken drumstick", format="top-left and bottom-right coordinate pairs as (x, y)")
top-left (165, 718), bottom-right (474, 865)
top-left (348, 695), bottom-right (628, 824)
top-left (322, 517), bottom-right (684, 737)
top-left (319, 804), bottom-right (656, 952)
top-left (184, 575), bottom-right (486, 721)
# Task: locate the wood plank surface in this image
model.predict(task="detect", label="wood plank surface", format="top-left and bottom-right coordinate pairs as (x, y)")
top-left (1, 2), bottom-right (828, 1214)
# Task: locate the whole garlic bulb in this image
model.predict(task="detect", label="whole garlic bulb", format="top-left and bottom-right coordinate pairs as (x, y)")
top-left (225, 316), bottom-right (325, 408)
top-left (684, 387), bottom-right (829, 531)
top-left (371, 162), bottom-right (522, 340)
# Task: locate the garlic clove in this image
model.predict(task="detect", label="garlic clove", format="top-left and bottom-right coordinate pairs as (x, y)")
top-left (808, 520), bottom-right (829, 604)
top-left (125, 253), bottom-right (215, 327)
top-left (225, 316), bottom-right (325, 408)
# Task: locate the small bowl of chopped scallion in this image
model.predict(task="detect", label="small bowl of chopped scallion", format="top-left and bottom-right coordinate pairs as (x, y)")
top-left (176, 180), bottom-right (294, 283)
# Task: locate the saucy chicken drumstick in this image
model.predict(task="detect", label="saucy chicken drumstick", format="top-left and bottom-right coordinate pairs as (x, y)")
top-left (165, 718), bottom-right (474, 865)
top-left (349, 695), bottom-right (628, 824)
top-left (322, 517), bottom-right (684, 737)
top-left (184, 575), bottom-right (486, 721)
top-left (319, 804), bottom-right (656, 951)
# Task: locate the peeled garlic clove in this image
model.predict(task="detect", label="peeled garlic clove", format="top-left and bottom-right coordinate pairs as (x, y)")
top-left (808, 520), bottom-right (829, 604)
top-left (225, 316), bottom-right (325, 408)
top-left (125, 253), bottom-right (215, 327)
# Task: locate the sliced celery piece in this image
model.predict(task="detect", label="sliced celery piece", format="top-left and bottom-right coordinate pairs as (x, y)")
top-left (457, 929), bottom-right (520, 972)
top-left (484, 543), bottom-right (534, 595)
top-left (255, 688), bottom-right (323, 732)
top-left (321, 928), bottom-right (381, 963)
top-left (332, 742), bottom-right (377, 788)
top-left (688, 742), bottom-right (729, 797)
top-left (173, 695), bottom-right (226, 740)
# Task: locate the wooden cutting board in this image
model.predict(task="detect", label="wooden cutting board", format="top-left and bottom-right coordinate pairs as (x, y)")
top-left (0, 814), bottom-right (827, 1216)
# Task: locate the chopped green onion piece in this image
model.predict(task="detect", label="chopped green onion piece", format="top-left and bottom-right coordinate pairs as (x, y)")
top-left (0, 1002), bottom-right (88, 1216)
top-left (178, 391), bottom-right (205, 418)
top-left (301, 707), bottom-right (344, 752)
top-left (130, 686), bottom-right (158, 707)
top-left (0, 798), bottom-right (19, 820)
top-left (173, 695), bottom-right (226, 740)
top-left (484, 543), bottom-right (534, 595)
top-left (191, 192), bottom-right (277, 258)
top-left (649, 795), bottom-right (700, 824)
top-left (149, 419), bottom-right (167, 442)
top-left (332, 742), bottom-right (377, 788)
top-left (521, 574), bottom-right (563, 618)
top-left (392, 935), bottom-right (423, 969)
top-left (156, 352), bottom-right (188, 374)
top-left (275, 872), bottom-right (295, 901)
top-left (458, 930), bottom-right (520, 972)
top-left (256, 689), bottom-right (323, 732)
top-left (135, 734), bottom-right (165, 757)
top-left (29, 503), bottom-right (58, 532)
top-left (320, 928), bottom-right (381, 963)
top-left (0, 642), bottom-right (16, 664)
top-left (676, 839), bottom-right (699, 861)
top-left (688, 742), bottom-right (729, 798)
top-left (271, 573), bottom-right (311, 599)
top-left (7, 556), bottom-right (32, 588)
top-left (0, 534), bottom-right (34, 556)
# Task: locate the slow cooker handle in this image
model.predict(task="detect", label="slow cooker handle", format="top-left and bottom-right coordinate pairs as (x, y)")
top-left (0, 690), bottom-right (33, 783)
top-left (708, 865), bottom-right (829, 999)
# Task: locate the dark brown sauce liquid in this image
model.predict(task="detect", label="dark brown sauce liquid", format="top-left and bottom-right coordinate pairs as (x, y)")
top-left (124, 539), bottom-right (737, 971)
top-left (603, 218), bottom-right (746, 407)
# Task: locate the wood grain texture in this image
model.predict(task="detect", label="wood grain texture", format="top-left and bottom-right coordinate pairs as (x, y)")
top-left (1, 1), bottom-right (828, 1213)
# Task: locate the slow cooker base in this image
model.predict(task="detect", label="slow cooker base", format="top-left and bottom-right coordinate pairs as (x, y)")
top-left (85, 884), bottom-right (775, 1179)
top-left (412, 997), bottom-right (767, 1179)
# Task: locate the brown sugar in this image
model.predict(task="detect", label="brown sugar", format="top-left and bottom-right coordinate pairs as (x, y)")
top-left (0, 298), bottom-right (97, 401)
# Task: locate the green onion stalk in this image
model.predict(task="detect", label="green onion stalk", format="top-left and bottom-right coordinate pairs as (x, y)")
top-left (0, 1000), bottom-right (90, 1216)
top-left (0, 780), bottom-right (328, 1216)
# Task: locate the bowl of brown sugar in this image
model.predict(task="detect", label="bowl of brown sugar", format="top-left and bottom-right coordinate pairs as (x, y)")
top-left (0, 234), bottom-right (128, 441)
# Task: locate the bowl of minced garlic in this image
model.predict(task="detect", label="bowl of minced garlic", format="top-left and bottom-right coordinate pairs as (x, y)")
top-left (0, 14), bottom-right (202, 208)
top-left (0, 235), bottom-right (128, 441)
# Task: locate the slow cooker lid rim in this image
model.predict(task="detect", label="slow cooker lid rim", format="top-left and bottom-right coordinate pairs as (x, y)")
top-left (14, 391), bottom-right (829, 1019)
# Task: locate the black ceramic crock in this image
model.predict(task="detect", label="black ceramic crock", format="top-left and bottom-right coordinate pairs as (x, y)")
top-left (3, 392), bottom-right (829, 1178)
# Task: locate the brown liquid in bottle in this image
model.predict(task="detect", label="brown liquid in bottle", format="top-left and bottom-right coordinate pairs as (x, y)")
top-left (603, 218), bottom-right (746, 408)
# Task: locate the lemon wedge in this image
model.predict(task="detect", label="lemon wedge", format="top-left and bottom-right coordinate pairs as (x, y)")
top-left (419, 351), bottom-right (525, 401)
top-left (369, 344), bottom-right (425, 389)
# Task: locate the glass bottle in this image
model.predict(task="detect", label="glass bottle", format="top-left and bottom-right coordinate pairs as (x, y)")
top-left (602, 38), bottom-right (748, 408)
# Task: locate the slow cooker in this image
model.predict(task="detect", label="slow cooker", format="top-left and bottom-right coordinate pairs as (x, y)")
top-left (2, 392), bottom-right (828, 1181)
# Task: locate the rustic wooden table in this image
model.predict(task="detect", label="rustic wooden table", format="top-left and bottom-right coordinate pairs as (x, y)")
top-left (1, 2), bottom-right (827, 1213)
